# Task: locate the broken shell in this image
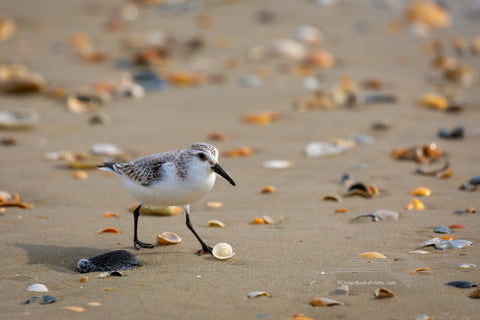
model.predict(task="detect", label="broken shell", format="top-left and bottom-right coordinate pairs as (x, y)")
top-left (331, 284), bottom-right (349, 296)
top-left (412, 267), bottom-right (433, 275)
top-left (207, 220), bottom-right (225, 228)
top-left (72, 170), bottom-right (88, 180)
top-left (0, 109), bottom-right (40, 129)
top-left (0, 18), bottom-right (16, 42)
top-left (156, 232), bottom-right (182, 245)
top-left (263, 160), bottom-right (294, 169)
top-left (321, 194), bottom-right (342, 202)
top-left (211, 243), bottom-right (235, 260)
top-left (405, 0), bottom-right (451, 28)
top-left (375, 287), bottom-right (395, 299)
top-left (470, 288), bottom-right (480, 299)
top-left (335, 208), bottom-right (348, 213)
top-left (305, 141), bottom-right (351, 158)
top-left (434, 225), bottom-right (450, 234)
top-left (453, 207), bottom-right (476, 215)
top-left (416, 159), bottom-right (450, 176)
top-left (415, 237), bottom-right (472, 250)
top-left (98, 227), bottom-right (120, 234)
top-left (409, 187), bottom-right (432, 197)
top-left (268, 38), bottom-right (307, 60)
top-left (294, 25), bottom-right (323, 46)
top-left (76, 250), bottom-right (139, 273)
top-left (445, 281), bottom-right (478, 289)
top-left (352, 210), bottom-right (398, 222)
top-left (261, 185), bottom-right (276, 194)
top-left (247, 291), bottom-right (270, 298)
top-left (208, 132), bottom-right (228, 142)
top-left (405, 198), bottom-right (425, 210)
top-left (359, 252), bottom-right (386, 259)
top-left (456, 263), bottom-right (476, 269)
top-left (27, 284), bottom-right (48, 292)
top-left (310, 297), bottom-right (343, 307)
top-left (459, 176), bottom-right (480, 191)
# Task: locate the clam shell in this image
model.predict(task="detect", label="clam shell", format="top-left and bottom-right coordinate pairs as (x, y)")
top-left (359, 252), bottom-right (386, 259)
top-left (310, 297), bottom-right (343, 307)
top-left (27, 284), bottom-right (48, 292)
top-left (156, 232), bottom-right (182, 245)
top-left (375, 287), bottom-right (395, 298)
top-left (0, 109), bottom-right (39, 129)
top-left (456, 263), bottom-right (476, 269)
top-left (76, 250), bottom-right (139, 273)
top-left (211, 242), bottom-right (235, 260)
top-left (207, 220), bottom-right (225, 228)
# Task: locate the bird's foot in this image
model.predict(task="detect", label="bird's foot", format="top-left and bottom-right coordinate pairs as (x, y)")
top-left (196, 245), bottom-right (213, 256)
top-left (134, 239), bottom-right (155, 250)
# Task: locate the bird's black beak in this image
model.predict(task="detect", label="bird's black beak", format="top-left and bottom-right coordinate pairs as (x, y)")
top-left (212, 163), bottom-right (236, 186)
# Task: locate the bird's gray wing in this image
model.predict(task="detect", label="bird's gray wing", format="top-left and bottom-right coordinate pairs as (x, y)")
top-left (112, 154), bottom-right (168, 186)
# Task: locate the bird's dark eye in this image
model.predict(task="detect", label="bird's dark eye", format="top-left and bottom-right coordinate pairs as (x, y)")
top-left (198, 153), bottom-right (206, 160)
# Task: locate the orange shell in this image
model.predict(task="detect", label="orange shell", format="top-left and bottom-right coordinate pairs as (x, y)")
top-left (412, 267), bottom-right (432, 275)
top-left (439, 234), bottom-right (454, 241)
top-left (335, 208), bottom-right (349, 213)
top-left (252, 217), bottom-right (265, 224)
top-left (97, 227), bottom-right (120, 234)
top-left (102, 212), bottom-right (119, 218)
top-left (448, 223), bottom-right (465, 229)
top-left (261, 185), bottom-right (276, 194)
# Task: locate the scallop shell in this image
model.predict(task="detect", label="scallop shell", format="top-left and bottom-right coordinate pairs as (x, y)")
top-left (156, 232), bottom-right (182, 245)
top-left (27, 283), bottom-right (48, 292)
top-left (211, 242), bottom-right (235, 260)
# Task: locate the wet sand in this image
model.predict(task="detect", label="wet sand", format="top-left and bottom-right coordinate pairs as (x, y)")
top-left (1, 1), bottom-right (479, 319)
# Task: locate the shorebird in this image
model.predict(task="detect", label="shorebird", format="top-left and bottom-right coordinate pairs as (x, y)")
top-left (99, 143), bottom-right (236, 254)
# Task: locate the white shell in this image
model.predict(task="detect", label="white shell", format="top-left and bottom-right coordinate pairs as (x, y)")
top-left (207, 220), bottom-right (225, 228)
top-left (0, 109), bottom-right (39, 129)
top-left (268, 38), bottom-right (307, 60)
top-left (91, 143), bottom-right (125, 157)
top-left (294, 25), bottom-right (323, 45)
top-left (262, 160), bottom-right (294, 169)
top-left (27, 283), bottom-right (48, 292)
top-left (247, 291), bottom-right (270, 298)
top-left (156, 232), bottom-right (182, 245)
top-left (212, 242), bottom-right (235, 260)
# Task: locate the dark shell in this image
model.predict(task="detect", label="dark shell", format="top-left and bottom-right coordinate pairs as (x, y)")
top-left (445, 281), bottom-right (478, 288)
top-left (438, 126), bottom-right (464, 139)
top-left (76, 250), bottom-right (139, 273)
top-left (133, 71), bottom-right (167, 92)
top-left (24, 296), bottom-right (40, 304)
top-left (24, 295), bottom-right (56, 305)
top-left (460, 176), bottom-right (480, 191)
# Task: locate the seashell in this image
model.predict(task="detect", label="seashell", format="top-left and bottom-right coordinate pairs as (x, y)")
top-left (0, 64), bottom-right (47, 94)
top-left (77, 276), bottom-right (88, 282)
top-left (419, 93), bottom-right (448, 110)
top-left (331, 284), bottom-right (349, 296)
top-left (443, 64), bottom-right (475, 86)
top-left (310, 297), bottom-right (344, 307)
top-left (344, 183), bottom-right (371, 198)
top-left (268, 38), bottom-right (307, 60)
top-left (410, 250), bottom-right (429, 254)
top-left (415, 314), bottom-right (433, 320)
top-left (453, 207), bottom-right (476, 215)
top-left (262, 215), bottom-right (274, 224)
top-left (405, 198), bottom-right (425, 210)
top-left (133, 70), bottom-right (167, 92)
top-left (305, 49), bottom-right (335, 69)
top-left (206, 201), bottom-right (223, 209)
top-left (445, 281), bottom-right (478, 289)
top-left (102, 212), bottom-right (119, 218)
top-left (332, 75), bottom-right (358, 107)
top-left (335, 208), bottom-right (348, 213)
top-left (321, 194), bottom-right (342, 202)
top-left (359, 252), bottom-right (386, 259)
top-left (0, 109), bottom-right (40, 129)
top-left (416, 159), bottom-right (450, 176)
top-left (242, 111), bottom-right (281, 125)
top-left (223, 146), bottom-right (253, 157)
top-left (207, 220), bottom-right (225, 228)
top-left (87, 302), bottom-right (102, 307)
top-left (439, 234), bottom-right (454, 241)
top-left (359, 93), bottom-right (397, 105)
top-left (294, 25), bottom-right (323, 46)
top-left (305, 141), bottom-right (352, 158)
top-left (371, 117), bottom-right (391, 130)
top-left (262, 160), bottom-right (294, 170)
top-left (449, 223), bottom-right (465, 229)
top-left (412, 267), bottom-right (432, 275)
top-left (415, 237), bottom-right (472, 250)
top-left (438, 126), bottom-right (464, 139)
top-left (434, 225), bottom-right (450, 234)
top-left (27, 284), bottom-right (48, 292)
top-left (67, 93), bottom-right (105, 114)
top-left (261, 185), bottom-right (276, 194)
top-left (405, 0), bottom-right (450, 28)
top-left (63, 306), bottom-right (86, 312)
top-left (252, 217), bottom-right (265, 224)
top-left (436, 166), bottom-right (454, 179)
top-left (72, 170), bottom-right (88, 180)
top-left (208, 132), bottom-right (228, 142)
top-left (39, 295), bottom-right (56, 305)
top-left (353, 210), bottom-right (399, 222)
top-left (375, 287), bottom-right (395, 298)
top-left (459, 176), bottom-right (480, 191)
top-left (0, 18), bottom-right (16, 42)
top-left (410, 187), bottom-right (432, 197)
top-left (211, 243), bottom-right (235, 260)
top-left (288, 315), bottom-right (315, 320)
top-left (76, 250), bottom-right (139, 273)
top-left (90, 143), bottom-right (125, 158)
top-left (456, 263), bottom-right (476, 269)
top-left (238, 74), bottom-right (263, 87)
top-left (98, 227), bottom-right (120, 234)
top-left (247, 291), bottom-right (270, 298)
top-left (156, 232), bottom-right (182, 245)
top-left (470, 288), bottom-right (480, 299)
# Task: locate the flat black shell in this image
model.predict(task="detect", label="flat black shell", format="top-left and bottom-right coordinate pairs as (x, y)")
top-left (445, 281), bottom-right (478, 288)
top-left (76, 250), bottom-right (139, 273)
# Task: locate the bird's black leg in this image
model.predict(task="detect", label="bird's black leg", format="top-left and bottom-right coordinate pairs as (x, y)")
top-left (133, 204), bottom-right (154, 250)
top-left (185, 207), bottom-right (212, 255)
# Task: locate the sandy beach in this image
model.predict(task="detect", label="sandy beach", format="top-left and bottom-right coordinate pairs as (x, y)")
top-left (1, 1), bottom-right (479, 319)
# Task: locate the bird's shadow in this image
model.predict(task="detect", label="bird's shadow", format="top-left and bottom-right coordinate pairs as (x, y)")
top-left (14, 243), bottom-right (123, 273)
